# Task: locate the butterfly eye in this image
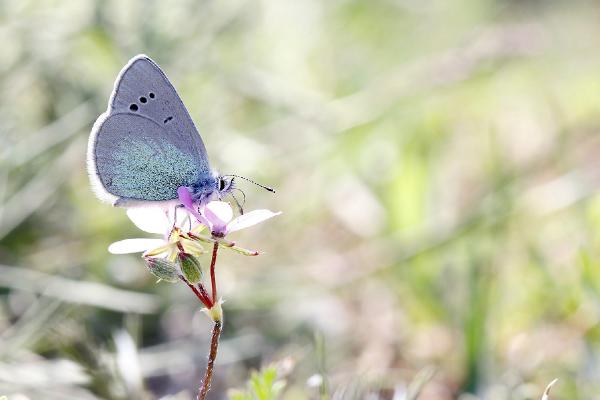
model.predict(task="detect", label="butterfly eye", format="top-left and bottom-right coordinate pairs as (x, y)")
top-left (219, 178), bottom-right (226, 191)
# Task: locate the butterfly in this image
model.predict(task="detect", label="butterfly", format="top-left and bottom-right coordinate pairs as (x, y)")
top-left (87, 54), bottom-right (271, 210)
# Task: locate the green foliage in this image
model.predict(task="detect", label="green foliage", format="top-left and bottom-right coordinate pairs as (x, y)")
top-left (229, 366), bottom-right (286, 400)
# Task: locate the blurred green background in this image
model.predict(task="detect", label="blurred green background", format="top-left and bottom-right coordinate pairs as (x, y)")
top-left (1, 0), bottom-right (600, 399)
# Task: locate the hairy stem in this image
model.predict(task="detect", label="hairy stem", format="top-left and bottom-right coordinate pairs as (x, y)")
top-left (198, 319), bottom-right (222, 400)
top-left (197, 283), bottom-right (212, 307)
top-left (209, 242), bottom-right (219, 303)
top-left (180, 275), bottom-right (212, 308)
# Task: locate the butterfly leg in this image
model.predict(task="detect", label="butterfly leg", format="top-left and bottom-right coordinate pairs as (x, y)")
top-left (172, 204), bottom-right (185, 230)
top-left (230, 192), bottom-right (244, 215)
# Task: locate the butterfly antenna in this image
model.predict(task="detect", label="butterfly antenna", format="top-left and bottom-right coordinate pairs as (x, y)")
top-left (224, 174), bottom-right (276, 193)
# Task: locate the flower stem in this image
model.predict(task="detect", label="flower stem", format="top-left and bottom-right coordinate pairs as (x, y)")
top-left (180, 275), bottom-right (213, 308)
top-left (197, 319), bottom-right (222, 400)
top-left (197, 284), bottom-right (213, 308)
top-left (209, 242), bottom-right (219, 304)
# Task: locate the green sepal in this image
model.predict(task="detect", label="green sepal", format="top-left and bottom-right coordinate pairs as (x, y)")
top-left (226, 243), bottom-right (260, 256)
top-left (144, 256), bottom-right (179, 283)
top-left (179, 252), bottom-right (202, 283)
top-left (186, 233), bottom-right (259, 256)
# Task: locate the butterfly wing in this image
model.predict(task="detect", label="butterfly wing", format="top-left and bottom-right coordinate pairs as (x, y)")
top-left (88, 55), bottom-right (213, 206)
top-left (91, 113), bottom-right (209, 203)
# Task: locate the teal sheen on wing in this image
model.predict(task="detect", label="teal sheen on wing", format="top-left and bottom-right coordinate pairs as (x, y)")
top-left (92, 112), bottom-right (212, 202)
top-left (106, 138), bottom-right (201, 201)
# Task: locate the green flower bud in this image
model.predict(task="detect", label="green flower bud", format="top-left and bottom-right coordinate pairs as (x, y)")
top-left (179, 252), bottom-right (202, 284)
top-left (144, 257), bottom-right (179, 283)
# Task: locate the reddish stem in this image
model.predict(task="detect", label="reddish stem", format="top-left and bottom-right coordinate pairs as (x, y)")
top-left (196, 284), bottom-right (212, 306)
top-left (209, 242), bottom-right (219, 304)
top-left (181, 239), bottom-right (222, 400)
top-left (180, 275), bottom-right (213, 308)
top-left (197, 319), bottom-right (222, 400)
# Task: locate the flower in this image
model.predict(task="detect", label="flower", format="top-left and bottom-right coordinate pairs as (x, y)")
top-left (202, 201), bottom-right (281, 237)
top-left (177, 186), bottom-right (281, 238)
top-left (108, 196), bottom-right (280, 261)
top-left (108, 207), bottom-right (204, 261)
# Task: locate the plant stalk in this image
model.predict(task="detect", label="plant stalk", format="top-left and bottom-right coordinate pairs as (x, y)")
top-left (197, 319), bottom-right (222, 400)
top-left (180, 275), bottom-right (213, 308)
top-left (209, 242), bottom-right (219, 303)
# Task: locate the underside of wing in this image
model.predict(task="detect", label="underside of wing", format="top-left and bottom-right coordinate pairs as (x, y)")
top-left (110, 55), bottom-right (209, 164)
top-left (88, 112), bottom-right (211, 203)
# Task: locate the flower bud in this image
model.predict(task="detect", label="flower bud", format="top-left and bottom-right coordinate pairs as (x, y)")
top-left (144, 257), bottom-right (179, 283)
top-left (179, 252), bottom-right (202, 284)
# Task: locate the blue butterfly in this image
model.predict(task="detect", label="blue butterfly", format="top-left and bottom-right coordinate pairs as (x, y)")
top-left (87, 54), bottom-right (270, 210)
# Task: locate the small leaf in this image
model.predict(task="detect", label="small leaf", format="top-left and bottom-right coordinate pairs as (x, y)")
top-left (228, 391), bottom-right (249, 400)
top-left (229, 366), bottom-right (285, 400)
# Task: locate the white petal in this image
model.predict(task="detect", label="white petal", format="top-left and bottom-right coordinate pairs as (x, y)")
top-left (227, 210), bottom-right (281, 233)
top-left (126, 208), bottom-right (170, 234)
top-left (203, 202), bottom-right (235, 235)
top-left (108, 239), bottom-right (166, 254)
top-left (204, 201), bottom-right (233, 224)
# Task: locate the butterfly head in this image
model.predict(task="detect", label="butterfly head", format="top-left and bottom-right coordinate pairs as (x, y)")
top-left (217, 174), bottom-right (275, 215)
top-left (217, 175), bottom-right (235, 196)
